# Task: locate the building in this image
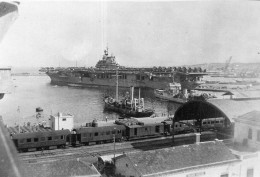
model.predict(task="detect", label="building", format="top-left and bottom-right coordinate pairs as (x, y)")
top-left (24, 158), bottom-right (101, 177)
top-left (229, 111), bottom-right (260, 177)
top-left (49, 112), bottom-right (74, 130)
top-left (234, 111), bottom-right (260, 149)
top-left (114, 140), bottom-right (240, 177)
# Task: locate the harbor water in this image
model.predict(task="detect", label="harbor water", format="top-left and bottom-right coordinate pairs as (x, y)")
top-left (0, 75), bottom-right (181, 127)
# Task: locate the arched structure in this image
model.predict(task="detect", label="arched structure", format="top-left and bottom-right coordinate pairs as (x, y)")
top-left (174, 99), bottom-right (260, 124)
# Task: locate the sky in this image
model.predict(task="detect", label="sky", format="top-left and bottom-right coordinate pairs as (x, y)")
top-left (1, 1), bottom-right (260, 68)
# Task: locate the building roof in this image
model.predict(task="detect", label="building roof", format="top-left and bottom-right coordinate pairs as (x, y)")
top-left (116, 141), bottom-right (239, 176)
top-left (175, 99), bottom-right (260, 123)
top-left (24, 159), bottom-right (101, 177)
top-left (207, 99), bottom-right (260, 122)
top-left (235, 111), bottom-right (260, 126)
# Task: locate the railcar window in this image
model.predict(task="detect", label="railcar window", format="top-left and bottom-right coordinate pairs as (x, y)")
top-left (48, 137), bottom-right (52, 141)
top-left (95, 132), bottom-right (98, 136)
top-left (54, 136), bottom-right (59, 140)
top-left (41, 137), bottom-right (45, 141)
top-left (34, 138), bottom-right (39, 142)
top-left (203, 122), bottom-right (206, 124)
top-left (175, 124), bottom-right (178, 127)
top-left (19, 139), bottom-right (24, 144)
top-left (62, 118), bottom-right (66, 121)
top-left (216, 121), bottom-right (219, 123)
top-left (112, 130), bottom-right (116, 134)
top-left (220, 120), bottom-right (224, 123)
top-left (118, 130), bottom-right (121, 133)
top-left (155, 126), bottom-right (160, 133)
top-left (27, 138), bottom-right (31, 143)
top-left (211, 121), bottom-right (215, 124)
top-left (106, 131), bottom-right (110, 135)
top-left (134, 128), bottom-right (137, 135)
top-left (89, 133), bottom-right (92, 137)
top-left (145, 128), bottom-right (148, 131)
top-left (61, 135), bottom-right (64, 139)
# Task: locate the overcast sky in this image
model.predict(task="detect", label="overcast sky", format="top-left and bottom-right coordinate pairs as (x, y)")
top-left (1, 1), bottom-right (260, 68)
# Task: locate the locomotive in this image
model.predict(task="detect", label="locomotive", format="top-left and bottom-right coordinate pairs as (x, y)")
top-left (11, 117), bottom-right (227, 152)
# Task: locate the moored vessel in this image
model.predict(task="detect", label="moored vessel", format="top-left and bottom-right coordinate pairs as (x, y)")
top-left (45, 48), bottom-right (207, 89)
top-left (104, 86), bottom-right (154, 118)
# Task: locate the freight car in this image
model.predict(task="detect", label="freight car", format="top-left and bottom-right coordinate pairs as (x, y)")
top-left (12, 129), bottom-right (71, 152)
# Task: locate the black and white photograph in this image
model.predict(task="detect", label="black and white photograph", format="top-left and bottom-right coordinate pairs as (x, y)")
top-left (0, 1), bottom-right (260, 177)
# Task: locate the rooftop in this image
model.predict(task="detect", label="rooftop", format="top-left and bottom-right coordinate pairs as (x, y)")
top-left (116, 141), bottom-right (239, 176)
top-left (175, 99), bottom-right (260, 123)
top-left (235, 110), bottom-right (260, 125)
top-left (24, 159), bottom-right (101, 177)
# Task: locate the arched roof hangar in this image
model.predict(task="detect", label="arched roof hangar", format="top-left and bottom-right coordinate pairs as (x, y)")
top-left (174, 99), bottom-right (260, 124)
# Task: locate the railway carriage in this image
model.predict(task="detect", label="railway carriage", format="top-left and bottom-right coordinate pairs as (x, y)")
top-left (71, 125), bottom-right (125, 146)
top-left (10, 117), bottom-right (228, 153)
top-left (124, 123), bottom-right (165, 140)
top-left (201, 117), bottom-right (225, 130)
top-left (12, 129), bottom-right (71, 152)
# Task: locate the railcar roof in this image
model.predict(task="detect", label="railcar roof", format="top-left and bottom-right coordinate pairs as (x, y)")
top-left (135, 116), bottom-right (168, 124)
top-left (75, 125), bottom-right (125, 133)
top-left (12, 129), bottom-right (71, 139)
top-left (7, 126), bottom-right (53, 134)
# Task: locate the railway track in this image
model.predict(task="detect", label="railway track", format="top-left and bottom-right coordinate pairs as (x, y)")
top-left (19, 136), bottom-right (174, 163)
top-left (19, 134), bottom-right (233, 164)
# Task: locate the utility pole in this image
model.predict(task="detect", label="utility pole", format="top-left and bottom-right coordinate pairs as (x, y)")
top-left (113, 127), bottom-right (116, 165)
top-left (116, 69), bottom-right (119, 102)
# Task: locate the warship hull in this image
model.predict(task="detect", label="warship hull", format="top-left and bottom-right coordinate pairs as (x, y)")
top-left (47, 72), bottom-right (173, 89)
top-left (47, 71), bottom-right (204, 90)
top-left (46, 48), bottom-right (206, 89)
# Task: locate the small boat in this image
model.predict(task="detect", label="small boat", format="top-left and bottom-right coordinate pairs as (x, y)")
top-left (154, 82), bottom-right (187, 104)
top-left (154, 83), bottom-right (216, 103)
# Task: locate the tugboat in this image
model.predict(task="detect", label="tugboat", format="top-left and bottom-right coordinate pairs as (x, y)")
top-left (104, 72), bottom-right (154, 118)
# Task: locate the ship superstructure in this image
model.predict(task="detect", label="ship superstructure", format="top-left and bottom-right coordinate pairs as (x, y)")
top-left (46, 48), bottom-right (207, 90)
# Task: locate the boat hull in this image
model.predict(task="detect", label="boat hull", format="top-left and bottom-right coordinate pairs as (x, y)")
top-left (154, 93), bottom-right (186, 104)
top-left (104, 102), bottom-right (154, 118)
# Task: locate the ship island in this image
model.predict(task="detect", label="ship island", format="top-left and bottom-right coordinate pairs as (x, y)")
top-left (45, 47), bottom-right (207, 90)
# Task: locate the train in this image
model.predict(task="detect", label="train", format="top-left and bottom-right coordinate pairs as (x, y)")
top-left (11, 117), bottom-right (227, 152)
